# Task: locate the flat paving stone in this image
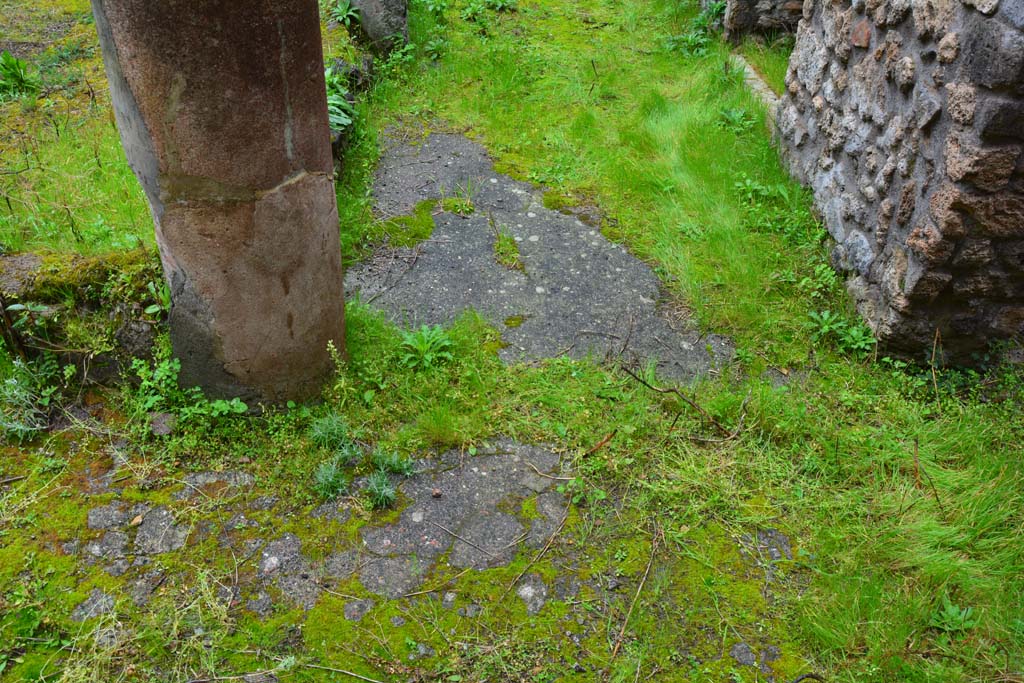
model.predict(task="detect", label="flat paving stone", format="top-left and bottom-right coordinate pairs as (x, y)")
top-left (175, 471), bottom-right (255, 500)
top-left (357, 439), bottom-right (564, 598)
top-left (135, 506), bottom-right (187, 554)
top-left (346, 131), bottom-right (732, 382)
top-left (71, 588), bottom-right (115, 622)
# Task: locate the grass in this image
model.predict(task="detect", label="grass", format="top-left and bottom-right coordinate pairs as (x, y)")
top-left (737, 34), bottom-right (794, 95)
top-left (0, 0), bottom-right (1021, 682)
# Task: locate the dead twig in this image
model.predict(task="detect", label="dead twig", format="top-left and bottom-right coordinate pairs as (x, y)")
top-left (621, 365), bottom-right (730, 436)
top-left (585, 430), bottom-right (617, 456)
top-left (527, 462), bottom-right (573, 481)
top-left (0, 475), bottom-right (28, 487)
top-left (426, 519), bottom-right (497, 558)
top-left (302, 663), bottom-right (386, 683)
top-left (609, 524), bottom-right (660, 662)
top-left (913, 439), bottom-right (945, 515)
top-left (401, 568), bottom-right (472, 599)
top-left (688, 393), bottom-right (750, 444)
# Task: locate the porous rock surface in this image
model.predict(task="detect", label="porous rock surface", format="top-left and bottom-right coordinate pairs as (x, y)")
top-left (778, 0), bottom-right (1024, 359)
top-left (722, 0), bottom-right (804, 40)
top-left (350, 0), bottom-right (408, 53)
top-left (345, 131), bottom-right (733, 382)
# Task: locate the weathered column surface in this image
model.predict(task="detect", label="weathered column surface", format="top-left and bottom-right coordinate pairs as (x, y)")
top-left (92, 0), bottom-right (346, 401)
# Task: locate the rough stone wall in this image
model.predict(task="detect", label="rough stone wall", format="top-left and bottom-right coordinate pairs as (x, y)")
top-left (777, 0), bottom-right (1024, 359)
top-left (724, 0), bottom-right (804, 40)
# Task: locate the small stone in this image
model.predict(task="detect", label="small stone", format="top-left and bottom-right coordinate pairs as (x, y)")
top-left (945, 83), bottom-right (976, 125)
top-left (516, 574), bottom-right (548, 615)
top-left (247, 592), bottom-right (274, 617)
top-left (71, 588), bottom-right (115, 622)
top-left (432, 488), bottom-right (442, 498)
top-left (730, 642), bottom-right (757, 667)
top-left (442, 591), bottom-right (457, 609)
top-left (344, 599), bottom-right (376, 621)
top-left (390, 616), bottom-right (406, 626)
top-left (457, 604), bottom-right (482, 618)
top-left (135, 507), bottom-right (187, 554)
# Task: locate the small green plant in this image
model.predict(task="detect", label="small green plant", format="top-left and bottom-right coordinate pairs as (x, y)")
top-left (0, 356), bottom-right (58, 441)
top-left (330, 0), bottom-right (361, 27)
top-left (366, 470), bottom-right (397, 509)
top-left (808, 309), bottom-right (848, 344)
top-left (313, 456), bottom-right (350, 500)
top-left (144, 280), bottom-right (171, 317)
top-left (308, 412), bottom-right (350, 449)
top-left (666, 31), bottom-right (710, 57)
top-left (461, 0), bottom-right (487, 22)
top-left (324, 66), bottom-right (357, 133)
top-left (424, 36), bottom-right (448, 61)
top-left (485, 0), bottom-right (517, 11)
top-left (797, 263), bottom-right (839, 300)
top-left (717, 107), bottom-right (755, 134)
top-left (400, 324), bottom-right (455, 370)
top-left (493, 230), bottom-right (523, 270)
top-left (420, 0), bottom-right (450, 17)
top-left (0, 51), bottom-right (40, 100)
top-left (929, 595), bottom-right (977, 634)
top-left (371, 449), bottom-right (416, 476)
top-left (839, 323), bottom-right (875, 357)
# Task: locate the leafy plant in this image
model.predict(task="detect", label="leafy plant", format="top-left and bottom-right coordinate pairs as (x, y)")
top-left (0, 51), bottom-right (40, 100)
top-left (400, 324), bottom-right (455, 370)
top-left (366, 470), bottom-right (397, 509)
top-left (717, 107), bottom-right (755, 134)
top-left (929, 595), bottom-right (977, 633)
top-left (797, 263), bottom-right (839, 301)
top-left (325, 66), bottom-right (357, 133)
top-left (424, 36), bottom-right (448, 61)
top-left (808, 310), bottom-right (847, 344)
top-left (144, 279), bottom-right (171, 317)
top-left (485, 0), bottom-right (517, 11)
top-left (330, 0), bottom-right (361, 27)
top-left (420, 0), bottom-right (450, 16)
top-left (313, 456), bottom-right (350, 500)
top-left (839, 323), bottom-right (875, 357)
top-left (665, 31), bottom-right (710, 57)
top-left (371, 449), bottom-right (416, 476)
top-left (461, 0), bottom-right (487, 22)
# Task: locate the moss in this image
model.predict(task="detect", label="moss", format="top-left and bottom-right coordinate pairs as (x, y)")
top-left (494, 232), bottom-right (523, 271)
top-left (24, 249), bottom-right (159, 305)
top-left (504, 314), bottom-right (526, 328)
top-left (542, 189), bottom-right (579, 213)
top-left (379, 199), bottom-right (437, 247)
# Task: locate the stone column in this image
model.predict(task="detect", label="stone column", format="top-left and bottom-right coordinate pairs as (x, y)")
top-left (91, 0), bottom-right (346, 401)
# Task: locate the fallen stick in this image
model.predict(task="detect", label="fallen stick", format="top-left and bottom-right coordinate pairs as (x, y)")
top-left (609, 525), bottom-right (659, 662)
top-left (302, 663), bottom-right (386, 683)
top-left (620, 366), bottom-right (730, 436)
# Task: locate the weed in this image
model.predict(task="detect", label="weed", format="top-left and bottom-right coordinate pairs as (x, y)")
top-left (419, 0), bottom-right (450, 18)
top-left (807, 310), bottom-right (848, 344)
top-left (371, 449), bottom-right (416, 476)
top-left (485, 0), bottom-right (517, 11)
top-left (330, 0), bottom-right (361, 27)
top-left (929, 595), bottom-right (977, 634)
top-left (716, 107), bottom-right (755, 134)
top-left (0, 356), bottom-right (58, 441)
top-left (461, 0), bottom-right (487, 22)
top-left (0, 51), bottom-right (40, 100)
top-left (313, 456), bottom-right (350, 500)
top-left (325, 66), bottom-right (357, 132)
top-left (493, 230), bottom-right (523, 270)
top-left (308, 412), bottom-right (351, 449)
top-left (424, 36), bottom-right (448, 60)
top-left (400, 325), bottom-right (454, 370)
top-left (366, 470), bottom-right (397, 509)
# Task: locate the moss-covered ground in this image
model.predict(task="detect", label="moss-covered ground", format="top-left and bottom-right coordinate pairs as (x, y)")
top-left (2, 0), bottom-right (1023, 682)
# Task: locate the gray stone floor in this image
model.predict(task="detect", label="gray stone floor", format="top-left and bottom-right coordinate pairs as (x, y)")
top-left (345, 131), bottom-right (733, 382)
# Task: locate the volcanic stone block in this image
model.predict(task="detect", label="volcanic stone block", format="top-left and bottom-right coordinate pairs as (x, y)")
top-left (91, 0), bottom-right (345, 401)
top-left (777, 0), bottom-right (1024, 359)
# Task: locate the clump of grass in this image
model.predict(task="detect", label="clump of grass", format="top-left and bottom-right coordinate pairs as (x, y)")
top-left (371, 449), bottom-right (416, 476)
top-left (365, 470), bottom-right (397, 509)
top-left (493, 231), bottom-right (522, 270)
top-left (0, 50), bottom-right (40, 100)
top-left (441, 196), bottom-right (474, 216)
top-left (313, 456), bottom-right (350, 500)
top-left (308, 412), bottom-right (350, 449)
